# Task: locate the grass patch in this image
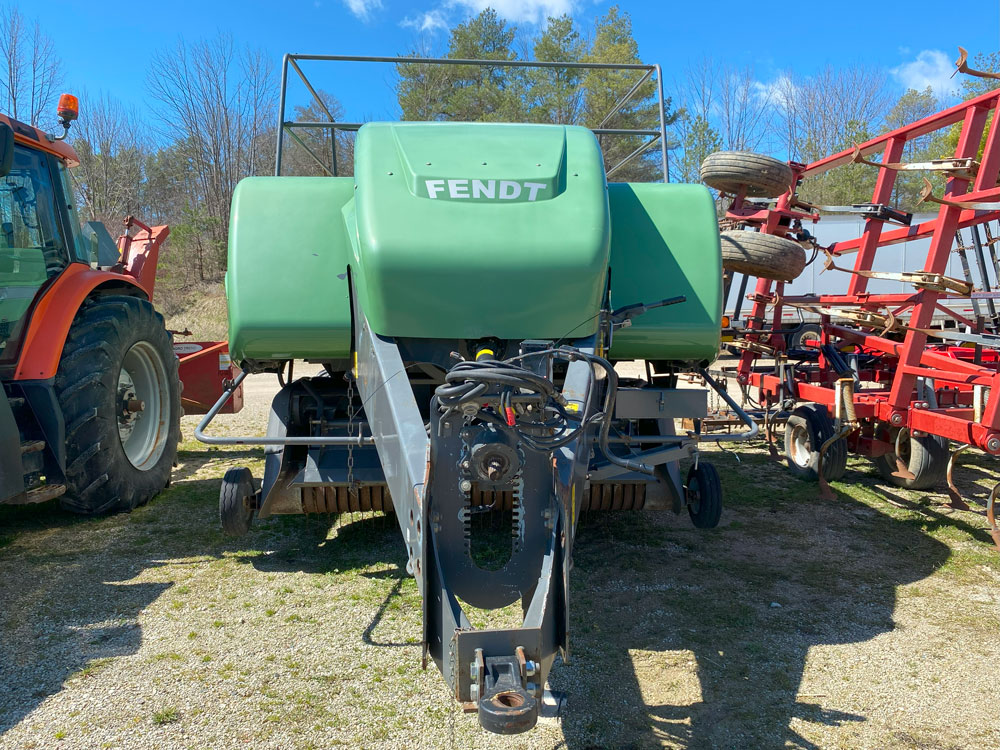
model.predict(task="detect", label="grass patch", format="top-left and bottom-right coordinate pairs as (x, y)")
top-left (66, 657), bottom-right (115, 682)
top-left (152, 707), bottom-right (180, 725)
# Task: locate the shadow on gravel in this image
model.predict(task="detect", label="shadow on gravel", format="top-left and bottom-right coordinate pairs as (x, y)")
top-left (0, 502), bottom-right (174, 733)
top-left (549, 451), bottom-right (952, 750)
top-left (0, 475), bottom-right (259, 734)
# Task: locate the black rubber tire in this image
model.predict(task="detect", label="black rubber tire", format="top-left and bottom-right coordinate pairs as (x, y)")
top-left (788, 323), bottom-right (822, 351)
top-left (700, 151), bottom-right (794, 198)
top-left (56, 295), bottom-right (180, 514)
top-left (686, 462), bottom-right (722, 529)
top-left (720, 231), bottom-right (807, 282)
top-left (784, 404), bottom-right (847, 482)
top-left (220, 467), bottom-right (255, 537)
top-left (875, 430), bottom-right (949, 490)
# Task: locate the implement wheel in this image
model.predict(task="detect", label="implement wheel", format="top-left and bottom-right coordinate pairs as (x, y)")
top-left (700, 150), bottom-right (793, 198)
top-left (875, 429), bottom-right (949, 490)
top-left (220, 467), bottom-right (256, 537)
top-left (57, 295), bottom-right (180, 515)
top-left (720, 231), bottom-right (806, 282)
top-left (784, 404), bottom-right (847, 482)
top-left (686, 462), bottom-right (722, 529)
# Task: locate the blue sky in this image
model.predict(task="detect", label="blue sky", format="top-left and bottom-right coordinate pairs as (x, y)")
top-left (29, 0), bottom-right (1000, 124)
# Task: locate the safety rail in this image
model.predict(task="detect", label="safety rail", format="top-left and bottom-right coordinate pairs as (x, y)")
top-left (273, 53), bottom-right (671, 181)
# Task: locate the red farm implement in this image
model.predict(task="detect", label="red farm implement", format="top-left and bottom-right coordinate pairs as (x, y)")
top-left (713, 50), bottom-right (1000, 550)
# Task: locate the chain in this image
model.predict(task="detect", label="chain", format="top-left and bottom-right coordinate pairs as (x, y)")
top-left (346, 374), bottom-right (357, 494)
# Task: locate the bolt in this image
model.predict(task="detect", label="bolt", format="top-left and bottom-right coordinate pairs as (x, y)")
top-left (459, 479), bottom-right (472, 493)
top-left (470, 684), bottom-right (480, 702)
top-left (461, 460), bottom-right (470, 470)
top-left (988, 437), bottom-right (1000, 453)
top-left (470, 661), bottom-right (479, 680)
top-left (486, 456), bottom-right (504, 481)
top-left (524, 660), bottom-right (537, 676)
top-left (890, 413), bottom-right (904, 426)
top-left (526, 681), bottom-right (539, 695)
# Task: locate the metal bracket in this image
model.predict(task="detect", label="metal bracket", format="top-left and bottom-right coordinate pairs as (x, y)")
top-left (822, 251), bottom-right (972, 295)
top-left (954, 46), bottom-right (1000, 81)
top-left (851, 144), bottom-right (979, 180)
top-left (919, 178), bottom-right (1000, 212)
top-left (728, 339), bottom-right (776, 356)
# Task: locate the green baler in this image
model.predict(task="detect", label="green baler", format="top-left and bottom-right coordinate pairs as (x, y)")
top-left (199, 56), bottom-right (753, 735)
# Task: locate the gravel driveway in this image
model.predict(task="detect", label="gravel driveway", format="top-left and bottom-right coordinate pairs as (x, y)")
top-left (1, 364), bottom-right (999, 749)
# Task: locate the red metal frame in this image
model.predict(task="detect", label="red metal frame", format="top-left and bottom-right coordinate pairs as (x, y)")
top-left (175, 341), bottom-right (243, 416)
top-left (729, 83), bottom-right (1000, 462)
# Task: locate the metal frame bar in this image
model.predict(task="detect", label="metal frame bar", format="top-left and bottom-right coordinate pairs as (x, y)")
top-left (274, 53), bottom-right (670, 181)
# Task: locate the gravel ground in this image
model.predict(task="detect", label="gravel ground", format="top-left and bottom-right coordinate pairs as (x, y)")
top-left (2, 362), bottom-right (999, 749)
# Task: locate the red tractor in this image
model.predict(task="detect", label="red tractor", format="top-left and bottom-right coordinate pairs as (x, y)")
top-left (0, 95), bottom-right (237, 514)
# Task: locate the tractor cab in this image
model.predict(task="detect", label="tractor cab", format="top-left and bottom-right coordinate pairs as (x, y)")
top-left (0, 119), bottom-right (88, 370)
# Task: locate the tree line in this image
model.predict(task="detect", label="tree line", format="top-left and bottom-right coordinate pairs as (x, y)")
top-left (1, 3), bottom-right (997, 298)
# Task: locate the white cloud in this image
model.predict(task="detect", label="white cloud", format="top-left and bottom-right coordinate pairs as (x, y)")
top-left (892, 49), bottom-right (960, 99)
top-left (401, 8), bottom-right (449, 32)
top-left (342, 0), bottom-right (382, 21)
top-left (752, 74), bottom-right (795, 110)
top-left (447, 0), bottom-right (578, 24)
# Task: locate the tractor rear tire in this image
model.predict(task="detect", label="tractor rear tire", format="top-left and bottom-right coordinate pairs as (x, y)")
top-left (700, 151), bottom-right (794, 199)
top-left (686, 462), bottom-right (722, 529)
top-left (784, 404), bottom-right (847, 482)
top-left (875, 430), bottom-right (949, 490)
top-left (56, 295), bottom-right (180, 515)
top-left (720, 231), bottom-right (806, 282)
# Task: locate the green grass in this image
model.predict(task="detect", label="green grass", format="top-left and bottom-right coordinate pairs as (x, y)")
top-left (66, 657), bottom-right (115, 682)
top-left (151, 707), bottom-right (180, 725)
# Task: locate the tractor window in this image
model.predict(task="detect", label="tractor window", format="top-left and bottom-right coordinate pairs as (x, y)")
top-left (0, 145), bottom-right (70, 363)
top-left (55, 159), bottom-right (89, 263)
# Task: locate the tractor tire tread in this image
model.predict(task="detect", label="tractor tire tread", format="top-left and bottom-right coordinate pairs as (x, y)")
top-left (56, 295), bottom-right (179, 515)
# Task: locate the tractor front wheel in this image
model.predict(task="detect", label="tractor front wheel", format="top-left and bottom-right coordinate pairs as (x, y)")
top-left (56, 295), bottom-right (180, 515)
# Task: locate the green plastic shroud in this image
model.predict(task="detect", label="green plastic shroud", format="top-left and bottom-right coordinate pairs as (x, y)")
top-left (226, 122), bottom-right (721, 365)
top-left (606, 182), bottom-right (721, 362)
top-left (227, 176), bottom-right (355, 362)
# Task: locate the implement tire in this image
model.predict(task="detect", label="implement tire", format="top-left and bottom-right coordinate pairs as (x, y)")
top-left (720, 231), bottom-right (806, 282)
top-left (220, 467), bottom-right (255, 537)
top-left (784, 404), bottom-right (847, 482)
top-left (700, 151), bottom-right (794, 198)
top-left (56, 295), bottom-right (180, 515)
top-left (876, 429), bottom-right (949, 491)
top-left (686, 462), bottom-right (722, 529)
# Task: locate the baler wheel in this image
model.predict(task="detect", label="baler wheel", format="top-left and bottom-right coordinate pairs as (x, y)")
top-left (56, 295), bottom-right (180, 515)
top-left (686, 462), bottom-right (722, 529)
top-left (700, 150), bottom-right (794, 198)
top-left (875, 429), bottom-right (949, 490)
top-left (220, 467), bottom-right (256, 537)
top-left (720, 231), bottom-right (806, 282)
top-left (784, 404), bottom-right (848, 482)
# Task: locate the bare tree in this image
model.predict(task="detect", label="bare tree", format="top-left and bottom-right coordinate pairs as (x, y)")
top-left (147, 34), bottom-right (275, 280)
top-left (779, 65), bottom-right (894, 204)
top-left (71, 92), bottom-right (149, 226)
top-left (776, 65), bottom-right (893, 163)
top-left (671, 59), bottom-right (775, 185)
top-left (0, 5), bottom-right (62, 126)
